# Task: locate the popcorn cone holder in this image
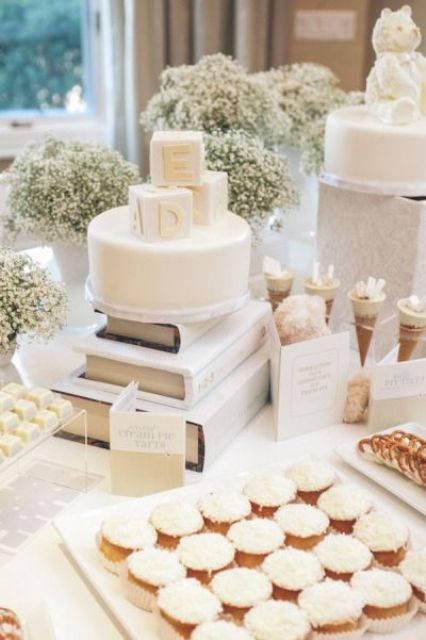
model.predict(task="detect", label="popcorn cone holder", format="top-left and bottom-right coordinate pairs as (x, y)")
top-left (398, 324), bottom-right (426, 362)
top-left (265, 273), bottom-right (294, 312)
top-left (304, 278), bottom-right (340, 325)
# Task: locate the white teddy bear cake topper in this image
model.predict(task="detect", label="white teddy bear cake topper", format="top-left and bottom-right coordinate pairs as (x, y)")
top-left (366, 4), bottom-right (426, 125)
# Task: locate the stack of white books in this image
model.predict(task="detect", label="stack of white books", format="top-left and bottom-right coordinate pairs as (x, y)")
top-left (55, 300), bottom-right (271, 472)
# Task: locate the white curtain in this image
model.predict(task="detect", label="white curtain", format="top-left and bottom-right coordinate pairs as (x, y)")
top-left (103, 0), bottom-right (290, 173)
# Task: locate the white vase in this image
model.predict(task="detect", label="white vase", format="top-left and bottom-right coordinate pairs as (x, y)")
top-left (0, 341), bottom-right (16, 367)
top-left (51, 243), bottom-right (103, 335)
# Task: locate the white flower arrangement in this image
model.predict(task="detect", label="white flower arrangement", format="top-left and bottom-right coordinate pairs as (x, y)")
top-left (205, 130), bottom-right (299, 234)
top-left (0, 249), bottom-right (67, 355)
top-left (141, 53), bottom-right (291, 147)
top-left (3, 136), bottom-right (141, 246)
top-left (254, 63), bottom-right (364, 174)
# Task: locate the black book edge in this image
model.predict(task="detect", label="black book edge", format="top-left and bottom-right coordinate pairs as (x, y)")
top-left (96, 326), bottom-right (181, 354)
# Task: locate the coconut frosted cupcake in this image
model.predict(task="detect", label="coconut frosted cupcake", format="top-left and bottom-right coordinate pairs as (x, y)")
top-left (97, 515), bottom-right (157, 574)
top-left (210, 568), bottom-right (272, 621)
top-left (262, 548), bottom-right (324, 602)
top-left (399, 548), bottom-right (426, 612)
top-left (274, 504), bottom-right (329, 550)
top-left (243, 474), bottom-right (296, 517)
top-left (149, 501), bottom-right (204, 549)
top-left (298, 579), bottom-right (366, 637)
top-left (286, 460), bottom-right (335, 505)
top-left (244, 600), bottom-right (311, 640)
top-left (191, 620), bottom-right (253, 640)
top-left (157, 578), bottom-right (222, 640)
top-left (121, 547), bottom-right (186, 611)
top-left (353, 511), bottom-right (409, 567)
top-left (198, 490), bottom-right (251, 535)
top-left (227, 518), bottom-right (284, 568)
top-left (351, 569), bottom-right (415, 633)
top-left (317, 485), bottom-right (372, 534)
top-left (314, 534), bottom-right (372, 581)
top-left (176, 533), bottom-right (235, 584)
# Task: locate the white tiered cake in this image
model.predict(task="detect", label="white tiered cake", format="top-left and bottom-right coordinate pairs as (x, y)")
top-left (87, 131), bottom-right (251, 323)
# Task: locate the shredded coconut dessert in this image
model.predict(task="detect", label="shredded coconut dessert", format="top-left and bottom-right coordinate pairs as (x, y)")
top-left (274, 504), bottom-right (329, 537)
top-left (157, 578), bottom-right (222, 625)
top-left (317, 485), bottom-right (372, 520)
top-left (399, 548), bottom-right (426, 591)
top-left (149, 501), bottom-right (204, 537)
top-left (199, 490), bottom-right (251, 524)
top-left (285, 460), bottom-right (335, 492)
top-left (127, 548), bottom-right (186, 587)
top-left (244, 600), bottom-right (310, 640)
top-left (227, 518), bottom-right (284, 554)
top-left (243, 474), bottom-right (296, 508)
top-left (298, 579), bottom-right (365, 627)
top-left (191, 620), bottom-right (253, 640)
top-left (262, 548), bottom-right (324, 591)
top-left (351, 569), bottom-right (412, 609)
top-left (353, 512), bottom-right (409, 552)
top-left (210, 568), bottom-right (272, 608)
top-left (314, 534), bottom-right (372, 573)
top-left (101, 515), bottom-right (157, 549)
top-left (176, 532), bottom-right (235, 571)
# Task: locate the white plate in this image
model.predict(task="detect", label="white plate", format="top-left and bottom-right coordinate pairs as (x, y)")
top-left (336, 423), bottom-right (426, 516)
top-left (54, 461), bottom-right (426, 640)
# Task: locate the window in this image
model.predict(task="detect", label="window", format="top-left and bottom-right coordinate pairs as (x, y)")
top-left (0, 0), bottom-right (95, 117)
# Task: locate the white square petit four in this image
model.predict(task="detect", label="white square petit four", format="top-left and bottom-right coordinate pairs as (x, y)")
top-left (129, 184), bottom-right (192, 242)
top-left (150, 131), bottom-right (205, 186)
top-left (12, 398), bottom-right (37, 421)
top-left (32, 410), bottom-right (59, 431)
top-left (26, 387), bottom-right (54, 409)
top-left (1, 382), bottom-right (27, 400)
top-left (0, 411), bottom-right (20, 433)
top-left (0, 433), bottom-right (23, 456)
top-left (0, 391), bottom-right (14, 412)
top-left (12, 421), bottom-right (40, 443)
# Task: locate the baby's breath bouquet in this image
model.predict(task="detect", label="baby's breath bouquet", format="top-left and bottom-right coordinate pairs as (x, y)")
top-left (0, 249), bottom-right (67, 357)
top-left (141, 53), bottom-right (291, 146)
top-left (205, 130), bottom-right (299, 234)
top-left (255, 63), bottom-right (364, 174)
top-left (3, 136), bottom-right (141, 246)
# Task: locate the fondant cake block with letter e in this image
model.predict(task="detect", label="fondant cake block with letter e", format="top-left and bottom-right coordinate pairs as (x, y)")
top-left (129, 184), bottom-right (192, 242)
top-left (150, 131), bottom-right (204, 186)
top-left (192, 171), bottom-right (228, 225)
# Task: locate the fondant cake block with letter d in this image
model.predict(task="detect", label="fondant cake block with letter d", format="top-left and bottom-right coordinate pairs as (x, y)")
top-left (87, 131), bottom-right (251, 323)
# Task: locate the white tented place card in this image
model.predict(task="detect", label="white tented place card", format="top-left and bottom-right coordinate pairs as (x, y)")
top-left (109, 382), bottom-right (185, 496)
top-left (368, 351), bottom-right (426, 433)
top-left (272, 328), bottom-right (350, 440)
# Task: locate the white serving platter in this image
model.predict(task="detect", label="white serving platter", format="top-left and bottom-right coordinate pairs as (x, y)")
top-left (54, 461), bottom-right (426, 640)
top-left (336, 423), bottom-right (426, 516)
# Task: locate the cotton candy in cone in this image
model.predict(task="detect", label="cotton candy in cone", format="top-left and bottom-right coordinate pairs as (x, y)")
top-left (304, 278), bottom-right (340, 324)
top-left (348, 292), bottom-right (386, 366)
top-left (397, 299), bottom-right (426, 361)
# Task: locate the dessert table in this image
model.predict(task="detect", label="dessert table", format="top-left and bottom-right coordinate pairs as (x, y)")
top-left (0, 336), bottom-right (424, 640)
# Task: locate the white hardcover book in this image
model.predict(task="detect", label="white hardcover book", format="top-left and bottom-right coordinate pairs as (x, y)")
top-left (73, 300), bottom-right (271, 409)
top-left (52, 346), bottom-right (270, 472)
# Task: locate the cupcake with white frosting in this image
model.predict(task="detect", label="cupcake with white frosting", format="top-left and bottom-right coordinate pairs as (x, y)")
top-left (399, 548), bottom-right (426, 612)
top-left (97, 514), bottom-right (157, 574)
top-left (121, 547), bottom-right (186, 611)
top-left (351, 569), bottom-right (416, 633)
top-left (298, 579), bottom-right (366, 638)
top-left (317, 485), bottom-right (372, 534)
top-left (274, 503), bottom-right (329, 550)
top-left (286, 459), bottom-right (335, 505)
top-left (191, 620), bottom-right (253, 640)
top-left (227, 518), bottom-right (284, 568)
top-left (149, 501), bottom-right (204, 549)
top-left (262, 548), bottom-right (324, 603)
top-left (314, 534), bottom-right (372, 582)
top-left (210, 568), bottom-right (272, 622)
top-left (353, 511), bottom-right (409, 567)
top-left (243, 474), bottom-right (296, 517)
top-left (157, 578), bottom-right (222, 640)
top-left (244, 600), bottom-right (311, 640)
top-left (198, 490), bottom-right (251, 535)
top-left (176, 533), bottom-right (235, 584)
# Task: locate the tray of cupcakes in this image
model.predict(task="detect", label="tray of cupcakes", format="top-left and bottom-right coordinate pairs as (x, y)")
top-left (55, 458), bottom-right (426, 640)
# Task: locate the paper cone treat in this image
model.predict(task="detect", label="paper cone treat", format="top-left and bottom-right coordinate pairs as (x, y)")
top-left (348, 277), bottom-right (386, 367)
top-left (304, 262), bottom-right (340, 323)
top-left (397, 296), bottom-right (426, 362)
top-left (263, 257), bottom-right (294, 311)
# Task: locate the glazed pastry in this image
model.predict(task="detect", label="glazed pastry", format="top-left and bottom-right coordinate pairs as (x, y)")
top-left (11, 398), bottom-right (37, 421)
top-left (198, 490), bottom-right (251, 535)
top-left (274, 503), bottom-right (329, 550)
top-left (317, 484), bottom-right (372, 533)
top-left (26, 387), bottom-right (54, 409)
top-left (0, 392), bottom-right (13, 413)
top-left (176, 533), bottom-right (235, 584)
top-left (97, 514), bottom-right (157, 574)
top-left (313, 534), bottom-right (372, 581)
top-left (210, 568), bottom-right (272, 622)
top-left (149, 501), bottom-right (204, 549)
top-left (286, 460), bottom-right (335, 505)
top-left (227, 518), bottom-right (284, 568)
top-left (262, 548), bottom-right (323, 603)
top-left (1, 383), bottom-right (26, 400)
top-left (244, 600), bottom-right (311, 640)
top-left (12, 421), bottom-right (40, 443)
top-left (47, 398), bottom-right (73, 421)
top-left (243, 474), bottom-right (296, 517)
top-left (353, 511), bottom-right (409, 566)
top-left (0, 411), bottom-right (19, 433)
top-left (32, 409), bottom-right (59, 431)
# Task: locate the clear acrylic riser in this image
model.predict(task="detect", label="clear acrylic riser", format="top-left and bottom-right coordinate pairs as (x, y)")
top-left (0, 409), bottom-right (102, 558)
